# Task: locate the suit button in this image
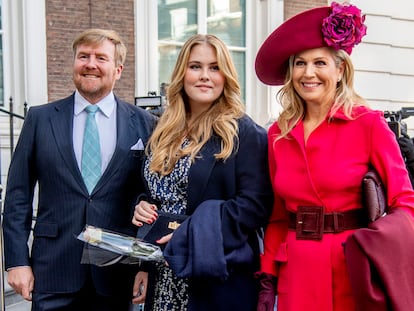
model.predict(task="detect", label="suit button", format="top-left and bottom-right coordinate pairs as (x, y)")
top-left (88, 198), bottom-right (92, 203)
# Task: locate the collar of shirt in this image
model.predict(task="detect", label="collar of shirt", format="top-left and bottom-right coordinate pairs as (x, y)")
top-left (74, 90), bottom-right (116, 118)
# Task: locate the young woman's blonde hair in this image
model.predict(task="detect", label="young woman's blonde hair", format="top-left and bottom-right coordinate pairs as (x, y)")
top-left (147, 34), bottom-right (245, 175)
top-left (72, 28), bottom-right (127, 67)
top-left (276, 48), bottom-right (368, 140)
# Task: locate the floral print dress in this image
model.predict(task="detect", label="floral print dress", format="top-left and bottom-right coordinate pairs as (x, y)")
top-left (143, 141), bottom-right (191, 311)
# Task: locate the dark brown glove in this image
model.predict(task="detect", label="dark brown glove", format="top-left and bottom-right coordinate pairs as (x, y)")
top-left (257, 272), bottom-right (278, 311)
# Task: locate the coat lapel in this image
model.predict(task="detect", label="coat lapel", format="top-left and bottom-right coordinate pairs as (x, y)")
top-left (49, 95), bottom-right (86, 190)
top-left (93, 100), bottom-right (138, 193)
top-left (187, 136), bottom-right (221, 214)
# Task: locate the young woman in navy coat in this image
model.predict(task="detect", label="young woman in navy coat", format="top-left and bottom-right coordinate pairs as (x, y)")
top-left (131, 34), bottom-right (273, 311)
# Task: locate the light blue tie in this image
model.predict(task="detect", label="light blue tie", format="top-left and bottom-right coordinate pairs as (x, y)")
top-left (81, 105), bottom-right (101, 194)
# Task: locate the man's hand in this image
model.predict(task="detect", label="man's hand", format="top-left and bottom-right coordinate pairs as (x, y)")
top-left (132, 271), bottom-right (148, 305)
top-left (7, 266), bottom-right (34, 301)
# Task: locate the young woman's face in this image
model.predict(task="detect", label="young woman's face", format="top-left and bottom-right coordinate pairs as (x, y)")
top-left (183, 43), bottom-right (225, 114)
top-left (292, 47), bottom-right (343, 107)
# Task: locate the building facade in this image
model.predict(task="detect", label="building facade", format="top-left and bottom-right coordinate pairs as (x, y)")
top-left (1, 0), bottom-right (414, 184)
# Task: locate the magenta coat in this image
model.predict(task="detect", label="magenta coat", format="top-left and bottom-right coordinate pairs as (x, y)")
top-left (261, 106), bottom-right (414, 311)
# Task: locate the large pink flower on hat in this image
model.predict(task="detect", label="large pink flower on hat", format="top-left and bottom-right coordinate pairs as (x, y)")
top-left (322, 2), bottom-right (367, 54)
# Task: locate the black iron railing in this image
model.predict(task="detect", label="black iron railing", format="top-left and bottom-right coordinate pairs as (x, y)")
top-left (0, 97), bottom-right (28, 156)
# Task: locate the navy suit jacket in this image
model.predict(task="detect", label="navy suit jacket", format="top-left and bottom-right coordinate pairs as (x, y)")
top-left (2, 93), bottom-right (156, 297)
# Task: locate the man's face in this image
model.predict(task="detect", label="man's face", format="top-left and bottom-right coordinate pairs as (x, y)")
top-left (73, 40), bottom-right (123, 103)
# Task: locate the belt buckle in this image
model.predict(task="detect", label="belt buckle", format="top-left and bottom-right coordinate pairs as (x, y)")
top-left (296, 206), bottom-right (324, 240)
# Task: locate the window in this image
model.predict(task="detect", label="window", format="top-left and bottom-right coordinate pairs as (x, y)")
top-left (158, 0), bottom-right (246, 99)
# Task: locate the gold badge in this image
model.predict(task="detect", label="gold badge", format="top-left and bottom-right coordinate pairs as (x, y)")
top-left (168, 221), bottom-right (180, 230)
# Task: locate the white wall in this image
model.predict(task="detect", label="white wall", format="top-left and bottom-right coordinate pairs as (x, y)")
top-left (3, 0), bottom-right (47, 112)
top-left (253, 0), bottom-right (414, 129)
top-left (351, 0), bottom-right (414, 130)
top-left (1, 0), bottom-right (47, 187)
top-left (251, 0), bottom-right (284, 127)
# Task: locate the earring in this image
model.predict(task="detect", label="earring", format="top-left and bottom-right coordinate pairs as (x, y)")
top-left (337, 77), bottom-right (341, 82)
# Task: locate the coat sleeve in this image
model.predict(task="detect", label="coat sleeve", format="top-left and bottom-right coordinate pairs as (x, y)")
top-left (219, 116), bottom-right (274, 252)
top-left (164, 200), bottom-right (229, 279)
top-left (260, 122), bottom-right (288, 276)
top-left (2, 108), bottom-right (38, 269)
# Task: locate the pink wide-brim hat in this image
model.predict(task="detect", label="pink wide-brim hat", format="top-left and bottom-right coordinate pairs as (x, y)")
top-left (255, 7), bottom-right (331, 86)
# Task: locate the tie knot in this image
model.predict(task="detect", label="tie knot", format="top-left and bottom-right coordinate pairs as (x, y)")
top-left (85, 105), bottom-right (99, 115)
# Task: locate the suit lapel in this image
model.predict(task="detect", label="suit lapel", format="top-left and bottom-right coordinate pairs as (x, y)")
top-left (93, 100), bottom-right (138, 193)
top-left (49, 95), bottom-right (86, 190)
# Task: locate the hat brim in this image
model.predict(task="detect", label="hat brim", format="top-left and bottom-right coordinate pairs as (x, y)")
top-left (255, 7), bottom-right (330, 86)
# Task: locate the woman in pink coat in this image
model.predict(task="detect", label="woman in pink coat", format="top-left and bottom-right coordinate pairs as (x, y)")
top-left (254, 2), bottom-right (414, 311)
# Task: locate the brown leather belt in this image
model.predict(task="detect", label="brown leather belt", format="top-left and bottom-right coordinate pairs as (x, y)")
top-left (288, 206), bottom-right (368, 240)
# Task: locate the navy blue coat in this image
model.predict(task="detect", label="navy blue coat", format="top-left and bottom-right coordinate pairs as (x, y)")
top-left (2, 94), bottom-right (156, 298)
top-left (163, 115), bottom-right (274, 311)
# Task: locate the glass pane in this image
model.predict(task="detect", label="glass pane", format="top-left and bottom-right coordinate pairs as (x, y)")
top-left (0, 35), bottom-right (3, 106)
top-left (207, 0), bottom-right (245, 47)
top-left (158, 0), bottom-right (197, 97)
top-left (158, 0), bottom-right (197, 42)
top-left (158, 44), bottom-right (181, 95)
top-left (231, 51), bottom-right (245, 101)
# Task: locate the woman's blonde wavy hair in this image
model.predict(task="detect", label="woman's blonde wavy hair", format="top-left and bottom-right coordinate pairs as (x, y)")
top-left (276, 48), bottom-right (368, 140)
top-left (147, 34), bottom-right (245, 175)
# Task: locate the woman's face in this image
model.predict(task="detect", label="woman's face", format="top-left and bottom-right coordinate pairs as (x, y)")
top-left (183, 43), bottom-right (225, 115)
top-left (292, 47), bottom-right (343, 107)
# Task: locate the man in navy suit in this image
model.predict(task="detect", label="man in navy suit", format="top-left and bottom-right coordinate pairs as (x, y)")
top-left (2, 29), bottom-right (156, 311)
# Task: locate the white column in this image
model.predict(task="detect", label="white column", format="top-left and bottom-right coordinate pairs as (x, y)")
top-left (246, 0), bottom-right (283, 127)
top-left (135, 0), bottom-right (159, 97)
top-left (23, 0), bottom-right (48, 107)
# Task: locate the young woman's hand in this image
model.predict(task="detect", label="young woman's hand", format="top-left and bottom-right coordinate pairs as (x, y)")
top-left (132, 200), bottom-right (158, 227)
